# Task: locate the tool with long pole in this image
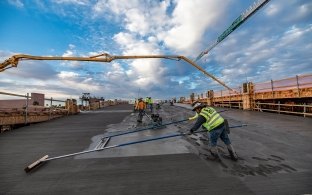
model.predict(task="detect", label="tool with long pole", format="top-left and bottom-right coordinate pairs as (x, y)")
top-left (24, 130), bottom-right (203, 173)
top-left (102, 110), bottom-right (230, 139)
top-left (24, 123), bottom-right (247, 173)
top-left (103, 119), bottom-right (244, 140)
top-left (102, 118), bottom-right (189, 139)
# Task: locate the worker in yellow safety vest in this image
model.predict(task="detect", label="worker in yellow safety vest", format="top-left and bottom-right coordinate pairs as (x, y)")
top-left (148, 97), bottom-right (153, 113)
top-left (145, 97), bottom-right (150, 111)
top-left (188, 101), bottom-right (200, 120)
top-left (189, 102), bottom-right (238, 161)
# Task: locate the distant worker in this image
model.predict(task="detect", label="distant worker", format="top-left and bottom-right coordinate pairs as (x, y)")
top-left (148, 97), bottom-right (153, 113)
top-left (135, 98), bottom-right (146, 123)
top-left (133, 98), bottom-right (138, 112)
top-left (156, 101), bottom-right (161, 110)
top-left (189, 102), bottom-right (238, 161)
top-left (145, 97), bottom-right (150, 111)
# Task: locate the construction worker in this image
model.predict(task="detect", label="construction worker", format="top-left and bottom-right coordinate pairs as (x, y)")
top-left (145, 97), bottom-right (150, 111)
top-left (148, 97), bottom-right (153, 113)
top-left (135, 98), bottom-right (146, 123)
top-left (189, 102), bottom-right (238, 161)
top-left (188, 101), bottom-right (200, 120)
top-left (133, 98), bottom-right (138, 112)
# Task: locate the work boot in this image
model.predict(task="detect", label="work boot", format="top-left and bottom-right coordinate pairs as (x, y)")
top-left (227, 144), bottom-right (238, 161)
top-left (210, 146), bottom-right (220, 160)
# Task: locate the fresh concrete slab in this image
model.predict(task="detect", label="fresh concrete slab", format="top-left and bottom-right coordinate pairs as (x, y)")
top-left (0, 103), bottom-right (312, 194)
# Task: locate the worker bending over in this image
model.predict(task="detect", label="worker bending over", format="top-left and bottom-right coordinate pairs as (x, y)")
top-left (188, 101), bottom-right (200, 120)
top-left (189, 102), bottom-right (238, 161)
top-left (135, 98), bottom-right (146, 123)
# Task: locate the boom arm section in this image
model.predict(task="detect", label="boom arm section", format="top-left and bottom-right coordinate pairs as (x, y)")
top-left (0, 53), bottom-right (237, 93)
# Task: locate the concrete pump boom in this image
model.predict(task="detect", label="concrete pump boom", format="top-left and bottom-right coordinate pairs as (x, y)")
top-left (0, 53), bottom-right (237, 93)
top-left (194, 0), bottom-right (271, 62)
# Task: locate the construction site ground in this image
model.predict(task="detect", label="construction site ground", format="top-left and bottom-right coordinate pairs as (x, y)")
top-left (0, 103), bottom-right (311, 194)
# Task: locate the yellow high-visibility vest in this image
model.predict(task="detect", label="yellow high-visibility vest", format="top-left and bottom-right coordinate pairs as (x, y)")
top-left (200, 107), bottom-right (224, 131)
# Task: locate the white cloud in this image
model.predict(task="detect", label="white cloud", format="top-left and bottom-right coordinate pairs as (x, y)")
top-left (62, 44), bottom-right (76, 57)
top-left (210, 22), bottom-right (312, 87)
top-left (52, 0), bottom-right (89, 5)
top-left (113, 32), bottom-right (166, 88)
top-left (2, 60), bottom-right (58, 81)
top-left (58, 71), bottom-right (79, 79)
top-left (60, 44), bottom-right (82, 68)
top-left (278, 25), bottom-right (312, 47)
top-left (124, 9), bottom-right (150, 35)
top-left (160, 0), bottom-right (230, 55)
top-left (265, 3), bottom-right (280, 16)
top-left (93, 0), bottom-right (230, 56)
top-left (57, 71), bottom-right (100, 92)
top-left (104, 62), bottom-right (127, 81)
top-left (7, 0), bottom-right (24, 8)
top-left (62, 50), bottom-right (74, 57)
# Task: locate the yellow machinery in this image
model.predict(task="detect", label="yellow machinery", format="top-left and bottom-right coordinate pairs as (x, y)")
top-left (0, 53), bottom-right (236, 93)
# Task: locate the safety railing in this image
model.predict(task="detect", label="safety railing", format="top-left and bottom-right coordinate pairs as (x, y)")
top-left (254, 74), bottom-right (312, 94)
top-left (214, 101), bottom-right (243, 109)
top-left (0, 91), bottom-right (68, 127)
top-left (254, 102), bottom-right (312, 117)
top-left (214, 87), bottom-right (242, 97)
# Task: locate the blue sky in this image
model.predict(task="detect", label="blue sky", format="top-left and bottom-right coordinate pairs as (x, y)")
top-left (0, 0), bottom-right (311, 100)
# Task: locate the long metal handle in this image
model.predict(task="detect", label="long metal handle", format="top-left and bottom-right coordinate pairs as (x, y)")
top-left (102, 118), bottom-right (189, 139)
top-left (44, 123), bottom-right (247, 162)
top-left (45, 130), bottom-right (195, 162)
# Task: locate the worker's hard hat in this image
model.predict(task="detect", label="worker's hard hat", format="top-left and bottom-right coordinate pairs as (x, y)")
top-left (191, 101), bottom-right (199, 107)
top-left (192, 102), bottom-right (204, 111)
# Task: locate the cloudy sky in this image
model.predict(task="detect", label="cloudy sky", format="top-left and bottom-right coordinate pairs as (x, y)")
top-left (0, 0), bottom-right (311, 100)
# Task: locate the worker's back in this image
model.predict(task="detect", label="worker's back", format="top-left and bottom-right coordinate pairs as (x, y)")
top-left (136, 101), bottom-right (146, 110)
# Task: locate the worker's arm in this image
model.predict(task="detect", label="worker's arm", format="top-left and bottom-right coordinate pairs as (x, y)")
top-left (135, 102), bottom-right (139, 110)
top-left (190, 115), bottom-right (206, 133)
top-left (188, 112), bottom-right (198, 120)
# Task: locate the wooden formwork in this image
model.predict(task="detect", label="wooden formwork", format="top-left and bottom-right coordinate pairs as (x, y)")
top-left (0, 109), bottom-right (69, 132)
top-left (182, 80), bottom-right (312, 113)
top-left (0, 113), bottom-right (65, 126)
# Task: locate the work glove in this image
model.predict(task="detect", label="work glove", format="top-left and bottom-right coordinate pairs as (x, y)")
top-left (187, 129), bottom-right (194, 135)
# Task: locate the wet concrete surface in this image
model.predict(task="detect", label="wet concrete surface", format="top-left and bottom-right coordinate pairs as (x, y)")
top-left (0, 103), bottom-right (312, 194)
top-left (78, 105), bottom-right (193, 159)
